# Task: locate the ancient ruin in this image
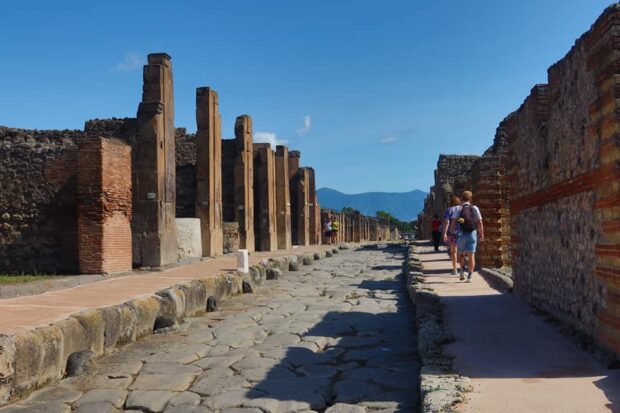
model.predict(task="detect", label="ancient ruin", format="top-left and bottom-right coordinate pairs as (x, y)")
top-left (253, 143), bottom-right (278, 251)
top-left (416, 5), bottom-right (620, 361)
top-left (275, 145), bottom-right (292, 250)
top-left (195, 87), bottom-right (224, 257)
top-left (132, 53), bottom-right (177, 267)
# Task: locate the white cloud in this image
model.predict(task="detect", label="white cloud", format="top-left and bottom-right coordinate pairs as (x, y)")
top-left (113, 52), bottom-right (145, 72)
top-left (254, 131), bottom-right (288, 150)
top-left (380, 136), bottom-right (399, 145)
top-left (296, 115), bottom-right (311, 136)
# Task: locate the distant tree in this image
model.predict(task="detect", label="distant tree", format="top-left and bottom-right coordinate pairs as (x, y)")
top-left (376, 210), bottom-right (413, 232)
top-left (341, 207), bottom-right (360, 214)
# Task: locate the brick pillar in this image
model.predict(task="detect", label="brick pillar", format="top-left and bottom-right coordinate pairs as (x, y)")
top-left (253, 143), bottom-right (278, 251)
top-left (275, 145), bottom-right (292, 250)
top-left (132, 53), bottom-right (177, 267)
top-left (234, 115), bottom-right (255, 251)
top-left (196, 87), bottom-right (224, 257)
top-left (78, 137), bottom-right (132, 274)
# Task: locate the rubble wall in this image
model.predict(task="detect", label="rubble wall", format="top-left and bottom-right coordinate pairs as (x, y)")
top-left (509, 6), bottom-right (620, 355)
top-left (0, 127), bottom-right (82, 273)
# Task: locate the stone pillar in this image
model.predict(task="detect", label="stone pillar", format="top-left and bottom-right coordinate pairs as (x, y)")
top-left (78, 137), bottom-right (132, 274)
top-left (275, 145), bottom-right (292, 250)
top-left (253, 143), bottom-right (278, 251)
top-left (295, 167), bottom-right (310, 246)
top-left (288, 151), bottom-right (309, 246)
top-left (234, 115), bottom-right (255, 252)
top-left (195, 87), bottom-right (223, 257)
top-left (132, 53), bottom-right (177, 267)
top-left (353, 212), bottom-right (362, 243)
top-left (306, 168), bottom-right (320, 245)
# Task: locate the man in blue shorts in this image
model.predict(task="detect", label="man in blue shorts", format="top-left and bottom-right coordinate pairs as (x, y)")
top-left (456, 191), bottom-right (484, 282)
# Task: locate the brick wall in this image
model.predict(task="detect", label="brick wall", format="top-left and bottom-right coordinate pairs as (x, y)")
top-left (471, 122), bottom-right (511, 269)
top-left (77, 137), bottom-right (132, 274)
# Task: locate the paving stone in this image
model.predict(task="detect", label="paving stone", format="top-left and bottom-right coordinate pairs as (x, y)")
top-left (220, 409), bottom-right (263, 413)
top-left (191, 368), bottom-right (250, 396)
top-left (24, 386), bottom-right (82, 404)
top-left (200, 389), bottom-right (266, 410)
top-left (167, 391), bottom-right (201, 406)
top-left (130, 373), bottom-right (196, 391)
top-left (332, 380), bottom-right (382, 403)
top-left (163, 406), bottom-right (212, 413)
top-left (61, 375), bottom-right (133, 391)
top-left (97, 361), bottom-right (144, 377)
top-left (193, 353), bottom-right (247, 369)
top-left (143, 352), bottom-right (199, 364)
top-left (296, 364), bottom-right (338, 378)
top-left (0, 404), bottom-right (70, 413)
top-left (125, 390), bottom-right (178, 412)
top-left (261, 333), bottom-right (301, 347)
top-left (74, 389), bottom-right (127, 408)
top-left (73, 402), bottom-right (119, 413)
top-left (324, 404), bottom-right (367, 413)
top-left (141, 362), bottom-right (202, 375)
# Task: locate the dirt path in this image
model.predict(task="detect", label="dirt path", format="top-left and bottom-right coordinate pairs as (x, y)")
top-left (418, 244), bottom-right (620, 413)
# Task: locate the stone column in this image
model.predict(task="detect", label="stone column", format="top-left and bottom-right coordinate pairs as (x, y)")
top-left (275, 145), bottom-right (292, 250)
top-left (234, 115), bottom-right (255, 251)
top-left (132, 53), bottom-right (177, 267)
top-left (253, 143), bottom-right (278, 251)
top-left (195, 87), bottom-right (223, 257)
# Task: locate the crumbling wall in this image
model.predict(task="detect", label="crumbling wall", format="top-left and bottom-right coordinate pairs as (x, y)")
top-left (508, 5), bottom-right (620, 356)
top-left (0, 127), bottom-right (82, 273)
top-left (419, 155), bottom-right (479, 239)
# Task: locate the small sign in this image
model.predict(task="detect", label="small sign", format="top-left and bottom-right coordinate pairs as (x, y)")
top-left (147, 192), bottom-right (156, 200)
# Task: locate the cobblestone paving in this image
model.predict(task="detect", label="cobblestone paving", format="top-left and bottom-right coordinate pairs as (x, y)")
top-left (1, 246), bottom-right (419, 413)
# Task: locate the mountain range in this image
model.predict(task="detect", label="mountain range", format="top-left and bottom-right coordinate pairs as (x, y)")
top-left (317, 188), bottom-right (427, 222)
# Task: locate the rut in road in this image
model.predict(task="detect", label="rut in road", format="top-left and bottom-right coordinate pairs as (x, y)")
top-left (6, 246), bottom-right (420, 413)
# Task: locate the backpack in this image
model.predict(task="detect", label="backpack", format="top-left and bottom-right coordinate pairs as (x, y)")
top-left (459, 204), bottom-right (477, 233)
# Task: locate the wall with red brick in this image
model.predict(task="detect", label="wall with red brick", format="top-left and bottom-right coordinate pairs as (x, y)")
top-left (507, 5), bottom-right (620, 357)
top-left (78, 137), bottom-right (132, 274)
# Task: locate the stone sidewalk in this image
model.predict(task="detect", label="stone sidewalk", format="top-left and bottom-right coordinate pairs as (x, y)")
top-left (0, 245), bottom-right (334, 335)
top-left (418, 244), bottom-right (620, 413)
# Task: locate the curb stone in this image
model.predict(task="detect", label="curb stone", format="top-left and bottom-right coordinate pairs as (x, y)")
top-left (404, 244), bottom-right (472, 413)
top-left (0, 246), bottom-right (340, 405)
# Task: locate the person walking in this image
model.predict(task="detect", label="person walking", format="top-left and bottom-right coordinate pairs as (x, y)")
top-left (324, 218), bottom-right (333, 245)
top-left (431, 214), bottom-right (442, 251)
top-left (442, 196), bottom-right (462, 275)
top-left (456, 191), bottom-right (484, 282)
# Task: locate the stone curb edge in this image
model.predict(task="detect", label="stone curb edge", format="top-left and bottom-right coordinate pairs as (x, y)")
top-left (0, 246), bottom-right (347, 405)
top-left (404, 243), bottom-right (472, 413)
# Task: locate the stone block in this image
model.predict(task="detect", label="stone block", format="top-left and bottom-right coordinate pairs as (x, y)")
top-left (100, 304), bottom-right (137, 350)
top-left (0, 335), bottom-right (15, 403)
top-left (127, 296), bottom-right (162, 338)
top-left (12, 326), bottom-right (63, 397)
top-left (175, 218), bottom-right (202, 260)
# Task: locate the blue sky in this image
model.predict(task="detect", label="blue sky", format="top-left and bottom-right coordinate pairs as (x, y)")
top-left (0, 0), bottom-right (614, 192)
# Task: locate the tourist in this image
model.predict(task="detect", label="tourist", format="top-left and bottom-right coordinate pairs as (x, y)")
top-left (325, 218), bottom-right (333, 244)
top-left (331, 218), bottom-right (339, 244)
top-left (431, 214), bottom-right (442, 251)
top-left (456, 191), bottom-right (484, 282)
top-left (442, 196), bottom-right (461, 275)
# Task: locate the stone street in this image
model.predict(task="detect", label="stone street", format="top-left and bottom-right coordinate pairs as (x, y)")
top-left (1, 246), bottom-right (419, 413)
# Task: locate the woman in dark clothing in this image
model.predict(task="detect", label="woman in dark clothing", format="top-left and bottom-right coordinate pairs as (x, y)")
top-left (431, 214), bottom-right (442, 251)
